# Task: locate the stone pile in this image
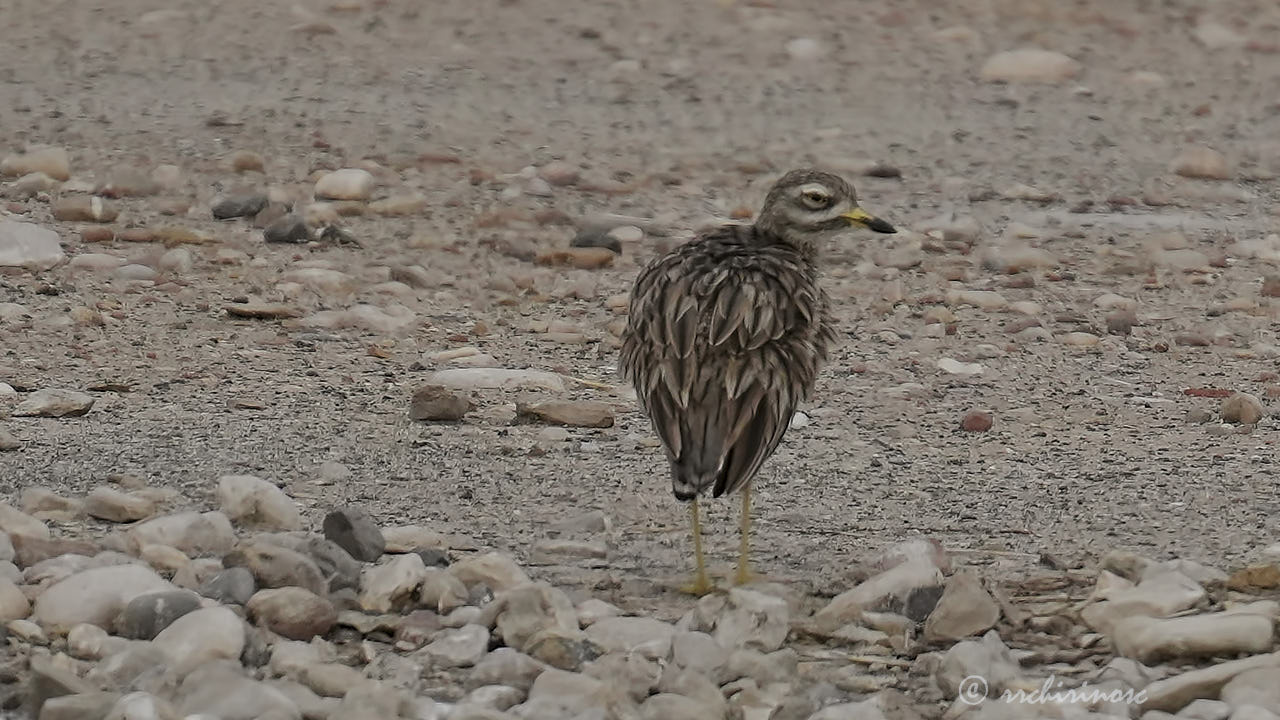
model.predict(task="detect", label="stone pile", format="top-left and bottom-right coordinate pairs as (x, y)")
top-left (1, 477), bottom-right (1278, 720)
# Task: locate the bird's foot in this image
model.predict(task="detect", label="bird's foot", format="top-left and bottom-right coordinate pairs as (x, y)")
top-left (678, 570), bottom-right (717, 596)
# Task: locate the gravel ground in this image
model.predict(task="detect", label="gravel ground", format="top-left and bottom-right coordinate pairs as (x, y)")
top-left (4, 0), bottom-right (1280, 621)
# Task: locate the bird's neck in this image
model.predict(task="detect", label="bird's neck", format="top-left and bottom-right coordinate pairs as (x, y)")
top-left (746, 221), bottom-right (819, 260)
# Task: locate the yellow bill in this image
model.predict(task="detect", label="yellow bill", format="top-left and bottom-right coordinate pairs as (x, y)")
top-left (841, 207), bottom-right (896, 234)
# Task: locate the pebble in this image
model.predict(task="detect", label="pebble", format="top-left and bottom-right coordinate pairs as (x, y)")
top-left (1060, 331), bottom-right (1100, 347)
top-left (212, 192), bottom-right (269, 220)
top-left (516, 401), bottom-right (614, 428)
top-left (300, 304), bottom-right (417, 334)
top-left (96, 167), bottom-right (160, 197)
top-left (1172, 146), bottom-right (1233, 180)
top-left (923, 571), bottom-right (1000, 641)
top-left (1106, 308), bottom-right (1138, 335)
top-left (514, 667), bottom-right (608, 719)
top-left (224, 302), bottom-right (301, 319)
top-left (84, 486), bottom-right (154, 523)
top-left (0, 576), bottom-right (30, 621)
top-left (935, 630), bottom-right (1021, 700)
top-left (13, 389), bottom-right (94, 418)
top-left (1, 147), bottom-right (70, 180)
top-left (175, 661), bottom-right (300, 717)
top-left (1142, 653), bottom-right (1280, 712)
top-left (247, 587), bottom-right (338, 640)
top-left (979, 48), bottom-right (1082, 83)
top-left (51, 196), bottom-right (119, 223)
top-left (1194, 20), bottom-right (1246, 50)
top-left (960, 410), bottom-right (994, 433)
top-left (1112, 611), bottom-right (1273, 662)
top-left (947, 290), bottom-right (1006, 311)
top-left (225, 541), bottom-right (327, 596)
top-left (34, 564), bottom-right (174, 631)
top-left (813, 556), bottom-right (944, 629)
top-left (229, 150), bottom-right (266, 172)
top-left (119, 589), bottom-right (202, 640)
top-left (0, 502), bottom-right (51, 540)
top-left (0, 220), bottom-right (65, 271)
top-left (1221, 667), bottom-right (1280, 711)
top-left (1222, 392), bottom-right (1265, 424)
top-left (423, 368), bottom-right (566, 393)
top-left (585, 616), bottom-right (676, 658)
top-left (534, 248), bottom-right (616, 269)
top-left (409, 384), bottom-right (474, 422)
top-left (158, 247), bottom-right (193, 274)
top-left (315, 169), bottom-right (375, 201)
top-left (418, 623), bottom-right (490, 668)
top-left (300, 662), bottom-right (367, 698)
top-left (451, 552), bottom-right (531, 592)
top-left (936, 358), bottom-right (983, 376)
top-left (323, 507), bottom-right (386, 563)
top-left (129, 511), bottom-right (236, 557)
top-left (785, 37), bottom-right (825, 61)
top-left (264, 214), bottom-right (312, 243)
top-left (539, 161), bottom-right (580, 186)
top-left (360, 553), bottom-right (428, 612)
top-left (217, 475), bottom-right (302, 530)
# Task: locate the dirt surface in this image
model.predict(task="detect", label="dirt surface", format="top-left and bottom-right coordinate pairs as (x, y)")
top-left (4, 0), bottom-right (1280, 622)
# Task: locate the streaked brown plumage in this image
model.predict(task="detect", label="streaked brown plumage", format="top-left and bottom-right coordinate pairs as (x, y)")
top-left (620, 168), bottom-right (896, 592)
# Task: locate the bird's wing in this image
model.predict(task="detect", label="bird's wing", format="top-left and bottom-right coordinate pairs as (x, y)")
top-left (622, 240), bottom-right (828, 498)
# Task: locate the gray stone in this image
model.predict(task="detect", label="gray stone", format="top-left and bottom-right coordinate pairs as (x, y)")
top-left (1112, 611), bottom-right (1273, 662)
top-left (298, 662), bottom-right (366, 698)
top-left (152, 606), bottom-right (246, 676)
top-left (1142, 652), bottom-right (1280, 712)
top-left (38, 691), bottom-right (122, 720)
top-left (1177, 699), bottom-right (1232, 720)
top-left (176, 661), bottom-right (301, 719)
top-left (14, 389), bottom-right (94, 418)
top-left (118, 589), bottom-right (202, 640)
top-left (264, 214), bottom-right (311, 244)
top-left (417, 623), bottom-right (489, 668)
top-left (84, 487), bottom-right (155, 523)
top-left (224, 541), bottom-right (327, 596)
top-left (639, 693), bottom-right (712, 720)
top-left (34, 565), bottom-right (174, 631)
top-left (409, 384), bottom-right (474, 422)
top-left (212, 193), bottom-right (269, 220)
top-left (217, 475), bottom-right (302, 531)
top-left (359, 553), bottom-right (427, 612)
top-left (0, 220), bottom-right (64, 271)
top-left (323, 507), bottom-right (386, 562)
top-left (246, 587), bottom-right (337, 641)
top-left (485, 583), bottom-right (579, 653)
top-left (1221, 668), bottom-right (1280, 712)
top-left (86, 643), bottom-right (169, 691)
top-left (29, 655), bottom-right (97, 717)
top-left (511, 668), bottom-right (609, 720)
top-left (199, 566), bottom-right (256, 605)
top-left (923, 571), bottom-right (1000, 642)
top-left (127, 511), bottom-right (236, 557)
top-left (584, 616), bottom-right (675, 659)
top-left (257, 534), bottom-right (362, 592)
top-left (466, 648), bottom-right (546, 692)
top-left (935, 630), bottom-right (1021, 700)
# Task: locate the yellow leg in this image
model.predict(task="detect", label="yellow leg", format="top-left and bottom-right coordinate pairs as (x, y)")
top-left (735, 484), bottom-right (753, 585)
top-left (680, 497), bottom-right (713, 595)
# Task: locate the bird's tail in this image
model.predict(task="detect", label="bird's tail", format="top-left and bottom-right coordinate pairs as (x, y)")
top-left (669, 456), bottom-right (720, 502)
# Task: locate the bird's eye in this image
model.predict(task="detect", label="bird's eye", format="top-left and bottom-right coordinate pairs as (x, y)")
top-left (801, 189), bottom-right (830, 208)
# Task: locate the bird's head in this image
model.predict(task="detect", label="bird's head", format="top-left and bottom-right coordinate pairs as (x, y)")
top-left (755, 168), bottom-right (896, 250)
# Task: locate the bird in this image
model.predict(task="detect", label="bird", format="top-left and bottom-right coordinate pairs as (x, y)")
top-left (619, 168), bottom-right (897, 594)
